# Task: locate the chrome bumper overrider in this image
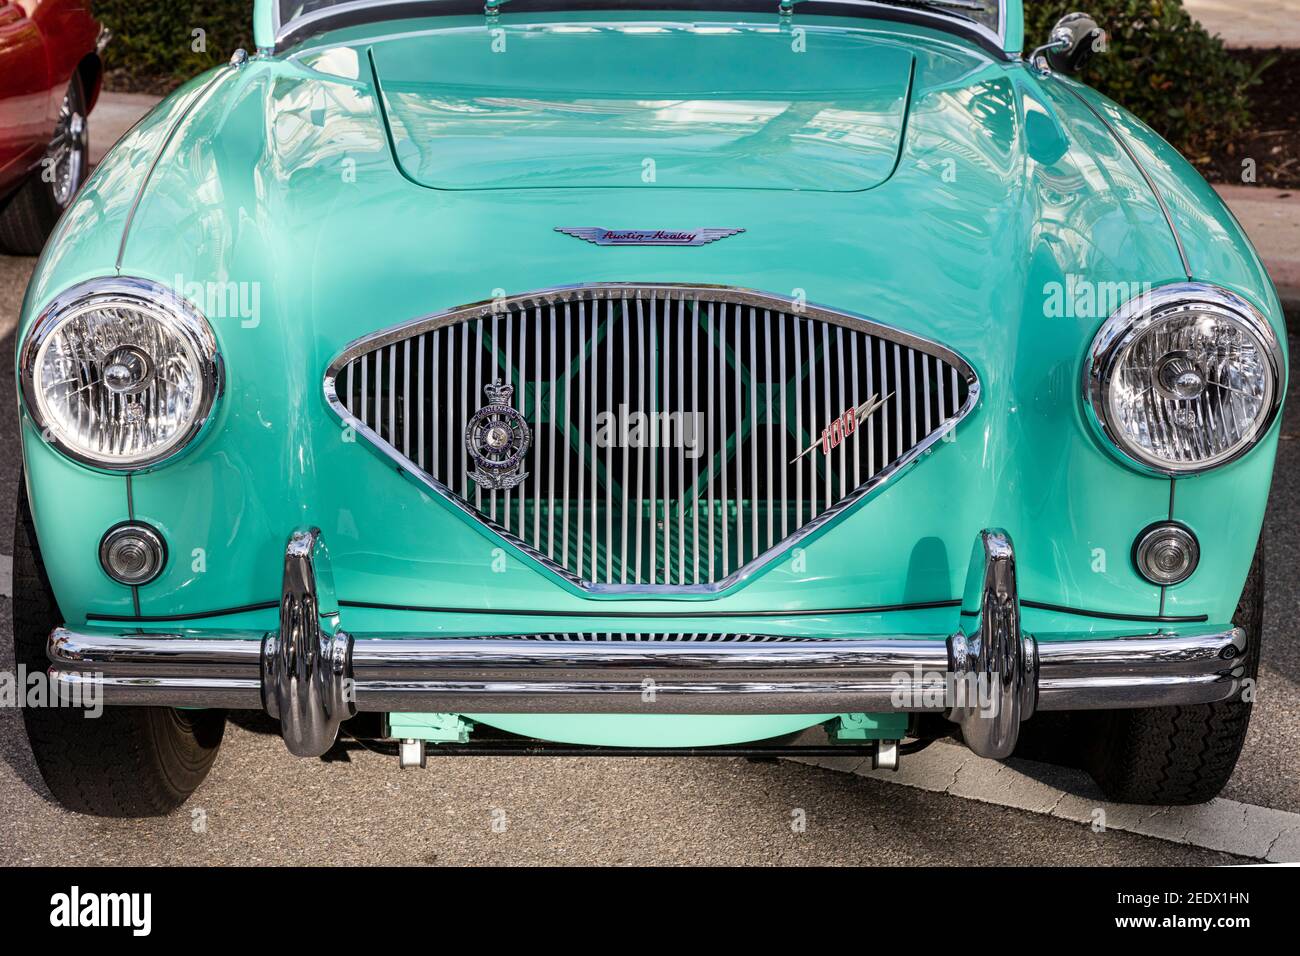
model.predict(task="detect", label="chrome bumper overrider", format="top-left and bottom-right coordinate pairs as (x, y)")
top-left (47, 529), bottom-right (1248, 760)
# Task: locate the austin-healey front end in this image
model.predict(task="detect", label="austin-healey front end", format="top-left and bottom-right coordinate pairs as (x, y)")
top-left (12, 0), bottom-right (1285, 816)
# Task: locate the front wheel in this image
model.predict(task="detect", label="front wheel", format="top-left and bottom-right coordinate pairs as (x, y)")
top-left (12, 479), bottom-right (226, 817)
top-left (1080, 540), bottom-right (1264, 805)
top-left (0, 72), bottom-right (89, 255)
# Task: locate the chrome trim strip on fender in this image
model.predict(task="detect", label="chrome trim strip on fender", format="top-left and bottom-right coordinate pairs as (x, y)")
top-left (1056, 80), bottom-right (1192, 280)
top-left (115, 68), bottom-right (233, 272)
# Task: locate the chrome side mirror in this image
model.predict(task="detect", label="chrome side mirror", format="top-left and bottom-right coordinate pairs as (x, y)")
top-left (1032, 12), bottom-right (1105, 76)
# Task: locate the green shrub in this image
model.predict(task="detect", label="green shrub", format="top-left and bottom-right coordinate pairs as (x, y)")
top-left (94, 0), bottom-right (252, 87)
top-left (1023, 0), bottom-right (1261, 162)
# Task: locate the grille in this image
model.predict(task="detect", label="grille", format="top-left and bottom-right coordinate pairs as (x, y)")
top-left (327, 286), bottom-right (975, 590)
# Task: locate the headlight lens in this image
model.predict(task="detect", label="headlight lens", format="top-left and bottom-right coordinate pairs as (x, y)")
top-left (20, 278), bottom-right (221, 470)
top-left (1085, 284), bottom-right (1282, 474)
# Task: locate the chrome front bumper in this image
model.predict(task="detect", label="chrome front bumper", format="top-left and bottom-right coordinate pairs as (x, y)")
top-left (47, 529), bottom-right (1248, 760)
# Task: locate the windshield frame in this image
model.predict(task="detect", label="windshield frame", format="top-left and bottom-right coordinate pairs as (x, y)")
top-left (265, 0), bottom-right (1014, 58)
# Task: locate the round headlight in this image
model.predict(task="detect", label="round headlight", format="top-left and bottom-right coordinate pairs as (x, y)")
top-left (1084, 284), bottom-right (1283, 474)
top-left (20, 278), bottom-right (222, 470)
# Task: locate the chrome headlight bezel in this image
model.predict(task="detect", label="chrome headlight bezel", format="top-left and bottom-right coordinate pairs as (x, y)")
top-left (1083, 283), bottom-right (1284, 476)
top-left (19, 276), bottom-right (224, 472)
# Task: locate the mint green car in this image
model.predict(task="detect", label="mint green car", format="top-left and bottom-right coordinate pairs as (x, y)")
top-left (13, 0), bottom-right (1286, 816)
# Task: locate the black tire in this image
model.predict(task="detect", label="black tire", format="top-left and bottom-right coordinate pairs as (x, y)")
top-left (12, 479), bottom-right (226, 817)
top-left (1080, 540), bottom-right (1264, 805)
top-left (0, 73), bottom-right (89, 255)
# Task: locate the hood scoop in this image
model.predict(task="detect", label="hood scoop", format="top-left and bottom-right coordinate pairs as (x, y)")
top-left (368, 23), bottom-right (914, 192)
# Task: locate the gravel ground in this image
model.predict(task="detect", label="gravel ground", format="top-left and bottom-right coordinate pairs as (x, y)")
top-left (0, 712), bottom-right (1249, 866)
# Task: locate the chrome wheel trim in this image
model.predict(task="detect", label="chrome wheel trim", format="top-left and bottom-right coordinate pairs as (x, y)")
top-left (47, 85), bottom-right (87, 208)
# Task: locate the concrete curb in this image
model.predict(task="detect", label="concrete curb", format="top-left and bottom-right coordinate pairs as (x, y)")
top-left (789, 742), bottom-right (1300, 862)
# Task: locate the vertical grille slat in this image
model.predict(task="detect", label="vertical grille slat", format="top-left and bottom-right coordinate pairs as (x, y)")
top-left (373, 348), bottom-right (383, 442)
top-left (417, 335), bottom-right (426, 473)
top-left (706, 301), bottom-right (716, 581)
top-left (605, 299), bottom-right (615, 583)
top-left (502, 315), bottom-right (513, 531)
top-left (634, 296), bottom-right (646, 583)
top-left (359, 355), bottom-right (367, 423)
top-left (691, 299), bottom-right (701, 584)
top-left (547, 306), bottom-right (557, 559)
top-left (561, 303), bottom-right (572, 568)
top-left (459, 324), bottom-right (469, 498)
top-left (620, 300), bottom-right (632, 583)
top-left (402, 340), bottom-right (411, 461)
top-left (836, 325), bottom-right (847, 501)
top-left (387, 344), bottom-right (396, 455)
top-left (778, 314), bottom-right (788, 543)
top-left (749, 308), bottom-right (760, 562)
top-left (764, 310), bottom-right (775, 552)
top-left (908, 346), bottom-right (918, 451)
top-left (821, 321), bottom-right (832, 512)
top-left (677, 298), bottom-right (688, 585)
top-left (575, 301), bottom-right (586, 576)
top-left (334, 287), bottom-right (972, 589)
top-left (720, 303), bottom-right (730, 578)
top-left (877, 338), bottom-right (888, 474)
top-left (652, 293), bottom-right (663, 584)
top-left (473, 322), bottom-right (483, 511)
top-left (515, 315), bottom-right (526, 534)
top-left (850, 327), bottom-right (861, 489)
top-left (793, 320), bottom-right (803, 532)
top-left (534, 306), bottom-right (543, 551)
top-left (805, 318), bottom-right (818, 523)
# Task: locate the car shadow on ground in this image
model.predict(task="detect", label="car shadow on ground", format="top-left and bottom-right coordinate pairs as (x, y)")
top-left (0, 318), bottom-right (56, 806)
top-left (1260, 347), bottom-right (1300, 689)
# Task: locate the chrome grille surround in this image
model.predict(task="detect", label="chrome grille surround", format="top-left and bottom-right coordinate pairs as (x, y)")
top-left (323, 284), bottom-right (979, 595)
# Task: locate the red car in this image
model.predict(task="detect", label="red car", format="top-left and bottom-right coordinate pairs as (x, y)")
top-left (0, 0), bottom-right (104, 254)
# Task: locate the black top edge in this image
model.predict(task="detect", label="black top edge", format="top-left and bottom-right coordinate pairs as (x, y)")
top-left (86, 601), bottom-right (280, 623)
top-left (276, 1), bottom-right (1014, 60)
top-left (1018, 600), bottom-right (1209, 624)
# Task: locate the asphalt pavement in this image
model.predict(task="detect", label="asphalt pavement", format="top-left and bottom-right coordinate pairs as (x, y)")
top-left (1, 251), bottom-right (1296, 865)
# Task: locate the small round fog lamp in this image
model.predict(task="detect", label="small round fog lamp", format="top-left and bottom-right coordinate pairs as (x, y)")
top-left (99, 523), bottom-right (166, 586)
top-left (1133, 522), bottom-right (1199, 586)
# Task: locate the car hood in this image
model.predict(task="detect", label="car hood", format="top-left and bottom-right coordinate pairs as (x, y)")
top-left (364, 23), bottom-right (914, 191)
